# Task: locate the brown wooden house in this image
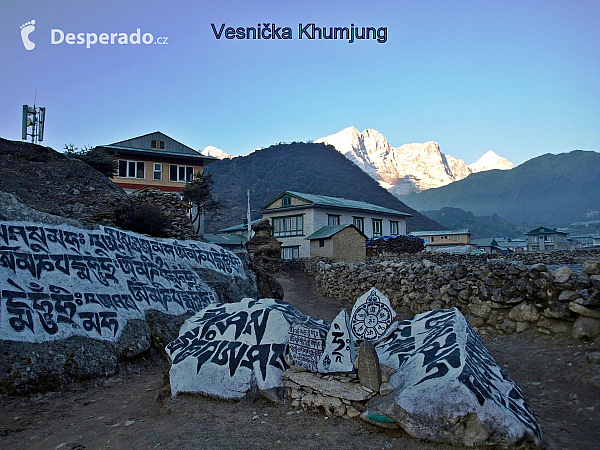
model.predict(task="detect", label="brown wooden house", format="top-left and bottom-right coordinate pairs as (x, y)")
top-left (98, 131), bottom-right (217, 193)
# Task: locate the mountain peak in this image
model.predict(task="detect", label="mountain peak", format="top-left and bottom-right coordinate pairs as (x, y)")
top-left (316, 127), bottom-right (514, 195)
top-left (202, 146), bottom-right (233, 160)
top-left (469, 150), bottom-right (514, 172)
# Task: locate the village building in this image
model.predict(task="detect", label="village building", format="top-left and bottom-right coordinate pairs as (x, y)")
top-left (471, 238), bottom-right (504, 254)
top-left (495, 237), bottom-right (528, 253)
top-left (97, 131), bottom-right (217, 193)
top-left (260, 191), bottom-right (411, 259)
top-left (409, 229), bottom-right (472, 252)
top-left (306, 224), bottom-right (367, 263)
top-left (525, 227), bottom-right (569, 251)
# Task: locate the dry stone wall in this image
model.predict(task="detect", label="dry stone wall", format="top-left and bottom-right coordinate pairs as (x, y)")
top-left (291, 253), bottom-right (600, 339)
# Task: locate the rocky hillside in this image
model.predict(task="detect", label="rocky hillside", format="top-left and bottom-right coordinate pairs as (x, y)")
top-left (0, 138), bottom-right (130, 226)
top-left (206, 142), bottom-right (443, 232)
top-left (421, 207), bottom-right (523, 238)
top-left (403, 150), bottom-right (600, 226)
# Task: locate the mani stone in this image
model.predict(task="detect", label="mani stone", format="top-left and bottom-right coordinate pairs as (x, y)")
top-left (350, 287), bottom-right (397, 342)
top-left (366, 307), bottom-right (542, 447)
top-left (167, 298), bottom-right (329, 399)
top-left (357, 341), bottom-right (382, 392)
top-left (317, 310), bottom-right (356, 373)
top-left (288, 322), bottom-right (324, 373)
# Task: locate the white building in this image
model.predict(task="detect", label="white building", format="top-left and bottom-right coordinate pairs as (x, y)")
top-left (260, 191), bottom-right (411, 259)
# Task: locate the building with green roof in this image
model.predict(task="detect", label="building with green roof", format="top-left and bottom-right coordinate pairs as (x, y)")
top-left (525, 227), bottom-right (568, 251)
top-left (261, 191), bottom-right (411, 259)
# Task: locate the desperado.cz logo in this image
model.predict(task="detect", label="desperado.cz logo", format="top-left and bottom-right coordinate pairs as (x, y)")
top-left (20, 19), bottom-right (168, 50)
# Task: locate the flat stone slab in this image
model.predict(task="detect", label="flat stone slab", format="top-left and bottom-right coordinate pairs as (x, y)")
top-left (288, 323), bottom-right (324, 372)
top-left (283, 370), bottom-right (372, 401)
top-left (364, 307), bottom-right (542, 447)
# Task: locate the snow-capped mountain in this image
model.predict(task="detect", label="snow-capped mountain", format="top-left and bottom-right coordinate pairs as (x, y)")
top-left (315, 127), bottom-right (513, 195)
top-left (468, 150), bottom-right (513, 172)
top-left (201, 146), bottom-right (233, 159)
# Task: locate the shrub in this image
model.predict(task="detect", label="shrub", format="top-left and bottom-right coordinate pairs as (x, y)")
top-left (116, 203), bottom-right (167, 237)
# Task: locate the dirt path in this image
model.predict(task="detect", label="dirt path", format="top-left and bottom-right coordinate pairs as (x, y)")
top-left (1, 271), bottom-right (599, 449)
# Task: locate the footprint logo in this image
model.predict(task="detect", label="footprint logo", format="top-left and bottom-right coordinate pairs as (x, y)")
top-left (20, 20), bottom-right (36, 50)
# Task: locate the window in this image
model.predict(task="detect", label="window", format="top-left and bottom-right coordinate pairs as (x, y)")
top-left (327, 214), bottom-right (340, 226)
top-left (281, 246), bottom-right (300, 260)
top-left (353, 217), bottom-right (364, 233)
top-left (169, 165), bottom-right (194, 182)
top-left (272, 215), bottom-right (304, 237)
top-left (455, 235), bottom-right (461, 242)
top-left (319, 239), bottom-right (325, 247)
top-left (282, 196), bottom-right (291, 207)
top-left (118, 160), bottom-right (145, 179)
top-left (151, 140), bottom-right (165, 149)
top-left (390, 221), bottom-right (399, 235)
top-left (153, 163), bottom-right (162, 181)
top-left (372, 219), bottom-right (382, 238)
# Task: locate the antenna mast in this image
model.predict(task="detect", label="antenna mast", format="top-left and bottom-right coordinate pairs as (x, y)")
top-left (22, 90), bottom-right (46, 144)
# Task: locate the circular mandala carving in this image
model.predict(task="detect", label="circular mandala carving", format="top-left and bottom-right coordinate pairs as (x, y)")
top-left (351, 301), bottom-right (393, 341)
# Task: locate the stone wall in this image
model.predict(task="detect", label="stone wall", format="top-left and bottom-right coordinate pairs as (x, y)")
top-left (286, 251), bottom-right (600, 339)
top-left (129, 188), bottom-right (197, 240)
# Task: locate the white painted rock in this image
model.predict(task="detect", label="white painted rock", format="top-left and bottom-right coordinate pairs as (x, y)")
top-left (318, 309), bottom-right (356, 373)
top-left (0, 221), bottom-right (249, 343)
top-left (350, 287), bottom-right (396, 342)
top-left (362, 308), bottom-right (542, 447)
top-left (166, 298), bottom-right (329, 399)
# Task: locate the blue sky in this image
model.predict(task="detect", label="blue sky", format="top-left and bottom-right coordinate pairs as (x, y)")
top-left (1, 0), bottom-right (598, 165)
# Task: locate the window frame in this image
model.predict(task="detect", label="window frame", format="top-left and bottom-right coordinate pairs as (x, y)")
top-left (169, 164), bottom-right (195, 182)
top-left (153, 163), bottom-right (162, 181)
top-left (151, 139), bottom-right (166, 150)
top-left (118, 159), bottom-right (145, 179)
top-left (281, 246), bottom-right (300, 260)
top-left (372, 219), bottom-right (383, 238)
top-left (353, 216), bottom-right (365, 233)
top-left (281, 195), bottom-right (292, 207)
top-left (327, 214), bottom-right (341, 226)
top-left (271, 214), bottom-right (304, 237)
top-left (389, 221), bottom-right (399, 235)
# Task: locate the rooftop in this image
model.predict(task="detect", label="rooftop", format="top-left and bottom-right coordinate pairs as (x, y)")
top-left (306, 224), bottom-right (365, 240)
top-left (263, 191), bottom-right (412, 217)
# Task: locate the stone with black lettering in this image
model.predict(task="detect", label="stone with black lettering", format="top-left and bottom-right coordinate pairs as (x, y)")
top-left (361, 307), bottom-right (542, 447)
top-left (317, 309), bottom-right (356, 373)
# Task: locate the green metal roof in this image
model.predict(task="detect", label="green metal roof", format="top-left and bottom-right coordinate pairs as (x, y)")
top-left (263, 191), bottom-right (411, 217)
top-left (202, 233), bottom-right (247, 246)
top-left (306, 224), bottom-right (366, 240)
top-left (218, 219), bottom-right (261, 233)
top-left (525, 227), bottom-right (567, 235)
top-left (471, 238), bottom-right (500, 247)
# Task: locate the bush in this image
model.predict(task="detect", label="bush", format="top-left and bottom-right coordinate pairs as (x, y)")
top-left (64, 144), bottom-right (117, 177)
top-left (116, 203), bottom-right (167, 237)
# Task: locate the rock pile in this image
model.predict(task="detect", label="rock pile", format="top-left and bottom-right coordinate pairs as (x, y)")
top-left (297, 257), bottom-right (600, 339)
top-left (281, 361), bottom-right (396, 419)
top-left (367, 234), bottom-right (425, 257)
top-left (128, 187), bottom-right (197, 240)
